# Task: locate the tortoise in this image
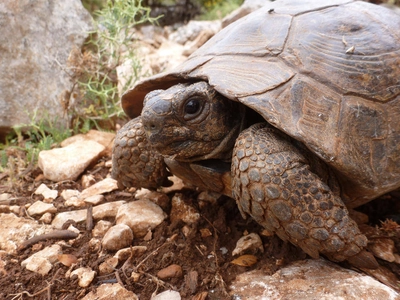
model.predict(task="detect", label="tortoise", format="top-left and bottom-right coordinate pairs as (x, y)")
top-left (112, 0), bottom-right (400, 269)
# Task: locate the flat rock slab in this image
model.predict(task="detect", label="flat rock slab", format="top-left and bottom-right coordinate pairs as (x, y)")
top-left (230, 259), bottom-right (400, 300)
top-left (38, 140), bottom-right (105, 181)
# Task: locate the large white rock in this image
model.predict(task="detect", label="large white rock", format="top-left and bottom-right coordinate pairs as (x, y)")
top-left (0, 0), bottom-right (92, 138)
top-left (38, 140), bottom-right (105, 181)
top-left (230, 259), bottom-right (400, 299)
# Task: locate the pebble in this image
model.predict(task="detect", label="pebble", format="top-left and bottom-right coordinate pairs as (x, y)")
top-left (70, 267), bottom-right (96, 288)
top-left (99, 256), bottom-right (118, 275)
top-left (34, 183), bottom-right (58, 200)
top-left (79, 177), bottom-right (119, 199)
top-left (151, 290), bottom-right (181, 300)
top-left (102, 224), bottom-right (133, 251)
top-left (157, 264), bottom-right (183, 279)
top-left (26, 200), bottom-right (57, 216)
top-left (232, 233), bottom-right (264, 256)
top-left (170, 193), bottom-right (200, 225)
top-left (84, 194), bottom-right (104, 205)
top-left (92, 220), bottom-right (113, 237)
top-left (114, 246), bottom-right (147, 262)
top-left (81, 283), bottom-right (138, 300)
top-left (21, 244), bottom-right (61, 275)
top-left (116, 200), bottom-right (166, 238)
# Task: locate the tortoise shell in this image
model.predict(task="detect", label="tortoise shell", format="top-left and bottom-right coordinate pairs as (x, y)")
top-left (121, 0), bottom-right (400, 208)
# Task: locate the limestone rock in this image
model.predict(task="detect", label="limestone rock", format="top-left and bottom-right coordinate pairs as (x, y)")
top-left (0, 0), bottom-right (92, 139)
top-left (21, 244), bottom-right (62, 275)
top-left (52, 201), bottom-right (126, 228)
top-left (102, 224), bottom-right (134, 251)
top-left (230, 259), bottom-right (400, 299)
top-left (38, 140), bottom-right (105, 181)
top-left (79, 177), bottom-right (119, 199)
top-left (170, 193), bottom-right (200, 225)
top-left (71, 267), bottom-right (96, 288)
top-left (151, 290), bottom-right (181, 300)
top-left (232, 233), bottom-right (264, 256)
top-left (82, 283), bottom-right (138, 300)
top-left (27, 200), bottom-right (57, 216)
top-left (116, 200), bottom-right (166, 238)
top-left (61, 130), bottom-right (115, 156)
top-left (34, 183), bottom-right (58, 200)
top-left (0, 213), bottom-right (52, 254)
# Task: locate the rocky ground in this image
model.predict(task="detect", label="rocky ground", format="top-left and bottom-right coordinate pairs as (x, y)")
top-left (1, 1), bottom-right (400, 299)
top-left (1, 131), bottom-right (400, 300)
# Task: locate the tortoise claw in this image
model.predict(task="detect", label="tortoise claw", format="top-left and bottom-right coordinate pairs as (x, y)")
top-left (346, 250), bottom-right (379, 269)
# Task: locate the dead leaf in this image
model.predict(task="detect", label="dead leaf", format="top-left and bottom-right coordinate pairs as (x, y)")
top-left (58, 254), bottom-right (78, 267)
top-left (231, 254), bottom-right (258, 267)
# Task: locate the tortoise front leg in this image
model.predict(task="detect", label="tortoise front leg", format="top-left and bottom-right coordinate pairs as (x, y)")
top-left (112, 116), bottom-right (170, 189)
top-left (231, 123), bottom-right (378, 269)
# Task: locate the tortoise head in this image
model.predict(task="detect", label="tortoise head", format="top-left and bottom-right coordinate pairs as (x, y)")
top-left (141, 81), bottom-right (244, 162)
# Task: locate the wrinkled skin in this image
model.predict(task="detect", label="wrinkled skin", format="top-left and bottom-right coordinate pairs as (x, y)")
top-left (112, 82), bottom-right (378, 269)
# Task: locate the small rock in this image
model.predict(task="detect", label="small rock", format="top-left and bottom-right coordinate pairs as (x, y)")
top-left (65, 196), bottom-right (86, 207)
top-left (34, 183), bottom-right (58, 200)
top-left (99, 257), bottom-right (119, 275)
top-left (27, 200), bottom-right (57, 216)
top-left (61, 189), bottom-right (81, 201)
top-left (38, 140), bottom-right (105, 181)
top-left (84, 194), bottom-right (104, 205)
top-left (52, 201), bottom-right (127, 228)
top-left (80, 177), bottom-right (119, 199)
top-left (230, 259), bottom-right (400, 299)
top-left (82, 174), bottom-right (96, 188)
top-left (89, 238), bottom-right (102, 253)
top-left (170, 193), bottom-right (200, 225)
top-left (368, 238), bottom-right (396, 262)
top-left (92, 201), bottom-right (127, 220)
top-left (114, 246), bottom-right (147, 262)
top-left (52, 209), bottom-right (87, 229)
top-left (21, 244), bottom-right (62, 275)
top-left (0, 193), bottom-right (11, 201)
top-left (151, 290), bottom-right (181, 300)
top-left (116, 200), bottom-right (166, 238)
top-left (71, 267), bottom-right (96, 288)
top-left (157, 264), bottom-right (183, 280)
top-left (81, 283), bottom-right (138, 300)
top-left (102, 224), bottom-right (134, 251)
top-left (39, 212), bottom-right (53, 224)
top-left (232, 233), bottom-right (264, 256)
top-left (135, 189), bottom-right (170, 210)
top-left (92, 220), bottom-right (113, 237)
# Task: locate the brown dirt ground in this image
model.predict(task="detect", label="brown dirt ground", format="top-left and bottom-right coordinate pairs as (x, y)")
top-left (1, 153), bottom-right (400, 300)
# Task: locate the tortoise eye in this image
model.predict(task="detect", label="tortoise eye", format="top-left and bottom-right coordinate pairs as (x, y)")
top-left (184, 98), bottom-right (201, 115)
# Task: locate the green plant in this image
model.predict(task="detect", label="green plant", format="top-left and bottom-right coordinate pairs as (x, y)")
top-left (71, 0), bottom-right (159, 132)
top-left (198, 0), bottom-right (243, 20)
top-left (0, 113), bottom-right (71, 184)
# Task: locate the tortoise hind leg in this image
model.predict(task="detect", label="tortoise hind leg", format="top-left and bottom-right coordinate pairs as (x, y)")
top-left (231, 123), bottom-right (378, 269)
top-left (112, 116), bottom-right (170, 189)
